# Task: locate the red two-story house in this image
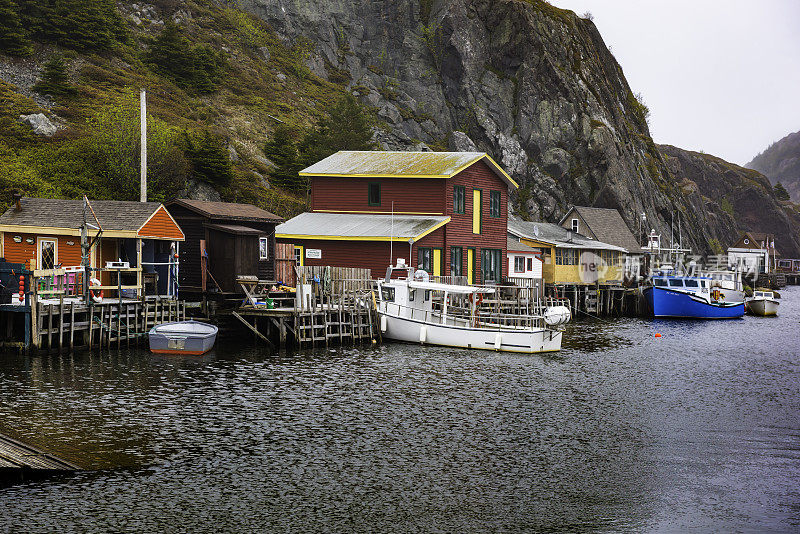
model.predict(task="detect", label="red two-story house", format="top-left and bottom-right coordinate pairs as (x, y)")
top-left (276, 151), bottom-right (518, 283)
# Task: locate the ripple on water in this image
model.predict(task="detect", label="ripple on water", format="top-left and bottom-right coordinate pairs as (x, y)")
top-left (1, 288), bottom-right (800, 532)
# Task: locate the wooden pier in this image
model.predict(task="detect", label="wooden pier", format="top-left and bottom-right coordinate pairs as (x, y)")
top-left (0, 432), bottom-right (79, 483)
top-left (546, 283), bottom-right (636, 318)
top-left (1, 297), bottom-right (185, 352)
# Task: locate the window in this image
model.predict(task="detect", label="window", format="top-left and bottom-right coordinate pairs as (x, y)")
top-left (368, 182), bottom-right (381, 206)
top-left (668, 279), bottom-right (684, 287)
top-left (571, 218), bottom-right (579, 233)
top-left (527, 258), bottom-right (533, 271)
top-left (555, 248), bottom-right (577, 265)
top-left (293, 246), bottom-right (304, 267)
top-left (514, 256), bottom-right (526, 273)
top-left (453, 185), bottom-right (465, 214)
top-left (654, 278), bottom-right (667, 287)
top-left (259, 237), bottom-right (269, 260)
top-left (451, 247), bottom-right (463, 277)
top-left (481, 248), bottom-right (502, 283)
top-left (418, 247), bottom-right (432, 272)
top-left (409, 289), bottom-right (415, 302)
top-left (489, 190), bottom-right (501, 217)
top-left (38, 239), bottom-right (57, 270)
top-left (472, 189), bottom-right (482, 234)
top-left (381, 286), bottom-right (395, 302)
top-left (684, 279), bottom-right (699, 287)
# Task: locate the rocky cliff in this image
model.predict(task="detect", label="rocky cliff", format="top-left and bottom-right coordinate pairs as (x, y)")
top-left (747, 130), bottom-right (800, 202)
top-left (659, 145), bottom-right (800, 256)
top-left (239, 0), bottom-right (800, 255)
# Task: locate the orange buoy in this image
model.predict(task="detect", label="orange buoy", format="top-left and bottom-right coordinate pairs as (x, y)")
top-left (655, 333), bottom-right (662, 338)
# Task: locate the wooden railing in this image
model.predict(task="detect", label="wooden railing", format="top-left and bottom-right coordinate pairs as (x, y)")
top-left (32, 266), bottom-right (145, 300)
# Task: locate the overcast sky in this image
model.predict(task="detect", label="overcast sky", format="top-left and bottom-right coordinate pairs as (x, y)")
top-left (550, 0), bottom-right (800, 165)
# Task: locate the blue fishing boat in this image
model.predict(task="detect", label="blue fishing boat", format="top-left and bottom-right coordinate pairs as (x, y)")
top-left (643, 274), bottom-right (744, 319)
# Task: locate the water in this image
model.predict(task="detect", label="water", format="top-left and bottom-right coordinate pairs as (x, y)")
top-left (1, 288), bottom-right (799, 532)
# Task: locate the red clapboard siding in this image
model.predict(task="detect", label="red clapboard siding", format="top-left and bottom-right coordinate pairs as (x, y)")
top-left (138, 206), bottom-right (185, 240)
top-left (3, 233), bottom-right (83, 268)
top-left (444, 159), bottom-right (508, 279)
top-left (311, 176), bottom-right (446, 214)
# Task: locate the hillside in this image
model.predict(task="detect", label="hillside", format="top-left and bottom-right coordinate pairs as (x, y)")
top-left (1, 0), bottom-right (799, 256)
top-left (747, 130), bottom-right (800, 202)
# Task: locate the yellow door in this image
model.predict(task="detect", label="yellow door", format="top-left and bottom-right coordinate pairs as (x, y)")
top-left (467, 249), bottom-right (474, 285)
top-left (472, 189), bottom-right (482, 234)
top-left (433, 249), bottom-right (442, 277)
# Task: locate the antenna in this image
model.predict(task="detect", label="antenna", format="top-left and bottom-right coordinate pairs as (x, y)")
top-left (389, 201), bottom-right (394, 266)
top-left (140, 88), bottom-right (147, 202)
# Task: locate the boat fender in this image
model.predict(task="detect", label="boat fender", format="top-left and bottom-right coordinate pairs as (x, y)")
top-left (89, 277), bottom-right (103, 303)
top-left (380, 315), bottom-right (388, 333)
top-left (419, 326), bottom-right (427, 344)
top-left (494, 333), bottom-right (502, 351)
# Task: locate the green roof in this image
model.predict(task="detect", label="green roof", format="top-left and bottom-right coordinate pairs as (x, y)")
top-left (299, 151), bottom-right (518, 189)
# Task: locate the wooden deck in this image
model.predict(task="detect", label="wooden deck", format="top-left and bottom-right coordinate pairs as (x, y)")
top-left (0, 432), bottom-right (79, 482)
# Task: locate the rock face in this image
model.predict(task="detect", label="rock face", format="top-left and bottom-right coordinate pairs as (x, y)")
top-left (747, 130), bottom-right (800, 202)
top-left (239, 0), bottom-right (799, 254)
top-left (19, 113), bottom-right (57, 136)
top-left (659, 145), bottom-right (800, 257)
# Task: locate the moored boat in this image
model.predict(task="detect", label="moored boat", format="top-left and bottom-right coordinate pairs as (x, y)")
top-left (745, 291), bottom-right (780, 317)
top-left (376, 263), bottom-right (570, 353)
top-left (149, 320), bottom-right (218, 355)
top-left (643, 274), bottom-right (744, 319)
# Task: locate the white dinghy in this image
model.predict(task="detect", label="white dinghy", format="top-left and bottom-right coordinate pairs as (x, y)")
top-left (745, 290), bottom-right (780, 317)
top-left (376, 263), bottom-right (569, 353)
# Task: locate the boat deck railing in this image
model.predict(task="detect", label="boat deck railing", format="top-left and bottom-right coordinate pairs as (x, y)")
top-left (382, 301), bottom-right (548, 331)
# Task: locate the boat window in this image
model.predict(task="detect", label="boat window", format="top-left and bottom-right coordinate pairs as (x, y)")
top-left (654, 278), bottom-right (667, 287)
top-left (724, 274), bottom-right (732, 281)
top-left (381, 286), bottom-right (395, 302)
top-left (700, 280), bottom-right (706, 288)
top-left (425, 290), bottom-right (431, 301)
top-left (668, 279), bottom-right (684, 287)
top-left (684, 279), bottom-right (699, 287)
top-left (409, 289), bottom-right (415, 302)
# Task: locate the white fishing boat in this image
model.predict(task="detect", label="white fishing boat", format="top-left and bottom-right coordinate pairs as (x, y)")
top-left (745, 291), bottom-right (780, 317)
top-left (376, 263), bottom-right (570, 353)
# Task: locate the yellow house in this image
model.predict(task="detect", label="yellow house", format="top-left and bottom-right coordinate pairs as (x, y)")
top-left (508, 218), bottom-right (626, 285)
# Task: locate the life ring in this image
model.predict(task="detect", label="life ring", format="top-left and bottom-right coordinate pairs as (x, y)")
top-left (89, 277), bottom-right (103, 303)
top-left (413, 269), bottom-right (430, 282)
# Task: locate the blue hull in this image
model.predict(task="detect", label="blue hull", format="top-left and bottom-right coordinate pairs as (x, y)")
top-left (644, 287), bottom-right (744, 319)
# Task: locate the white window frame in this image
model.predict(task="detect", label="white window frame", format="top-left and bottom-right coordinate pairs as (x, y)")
top-left (571, 218), bottom-right (579, 233)
top-left (37, 237), bottom-right (58, 270)
top-left (259, 237), bottom-right (269, 260)
top-left (514, 256), bottom-right (526, 273)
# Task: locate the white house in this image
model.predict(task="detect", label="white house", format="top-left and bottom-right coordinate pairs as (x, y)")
top-left (506, 238), bottom-right (542, 279)
top-left (727, 232), bottom-right (776, 275)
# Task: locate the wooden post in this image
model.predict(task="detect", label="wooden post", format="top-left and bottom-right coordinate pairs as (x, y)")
top-left (58, 295), bottom-right (64, 351)
top-left (88, 304), bottom-right (94, 349)
top-left (47, 304), bottom-right (53, 351)
top-left (69, 302), bottom-right (75, 350)
top-left (126, 304), bottom-right (131, 347)
top-left (136, 238), bottom-right (143, 300)
top-left (106, 305), bottom-right (112, 349)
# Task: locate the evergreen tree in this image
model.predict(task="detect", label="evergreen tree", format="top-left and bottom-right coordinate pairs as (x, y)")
top-left (15, 0), bottom-right (124, 51)
top-left (774, 182), bottom-right (790, 201)
top-left (33, 55), bottom-right (77, 96)
top-left (298, 92), bottom-right (376, 167)
top-left (264, 125), bottom-right (303, 190)
top-left (146, 22), bottom-right (225, 93)
top-left (0, 0), bottom-right (32, 57)
top-left (184, 130), bottom-right (234, 187)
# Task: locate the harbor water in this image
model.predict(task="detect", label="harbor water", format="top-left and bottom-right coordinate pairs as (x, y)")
top-left (1, 288), bottom-right (799, 532)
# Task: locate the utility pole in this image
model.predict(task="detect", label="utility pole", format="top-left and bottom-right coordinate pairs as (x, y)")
top-left (140, 88), bottom-right (147, 202)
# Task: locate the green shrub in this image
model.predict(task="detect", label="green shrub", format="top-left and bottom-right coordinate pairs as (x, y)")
top-left (774, 182), bottom-right (790, 201)
top-left (16, 0), bottom-right (125, 51)
top-left (183, 130), bottom-right (234, 187)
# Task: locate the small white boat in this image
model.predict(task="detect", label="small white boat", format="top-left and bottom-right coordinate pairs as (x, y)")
top-left (376, 263), bottom-right (570, 353)
top-left (149, 320), bottom-right (218, 355)
top-left (700, 269), bottom-right (745, 303)
top-left (745, 291), bottom-right (780, 317)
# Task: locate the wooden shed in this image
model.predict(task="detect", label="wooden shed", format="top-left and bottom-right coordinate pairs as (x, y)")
top-left (165, 199), bottom-right (283, 294)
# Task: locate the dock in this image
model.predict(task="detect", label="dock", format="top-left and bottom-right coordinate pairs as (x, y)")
top-left (0, 432), bottom-right (80, 483)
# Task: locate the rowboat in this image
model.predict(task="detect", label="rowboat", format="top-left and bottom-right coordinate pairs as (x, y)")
top-left (745, 291), bottom-right (780, 317)
top-left (149, 320), bottom-right (218, 355)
